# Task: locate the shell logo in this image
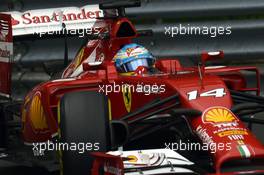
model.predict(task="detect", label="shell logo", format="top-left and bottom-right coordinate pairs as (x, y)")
top-left (127, 155), bottom-right (138, 163)
top-left (29, 94), bottom-right (48, 130)
top-left (203, 107), bottom-right (237, 125)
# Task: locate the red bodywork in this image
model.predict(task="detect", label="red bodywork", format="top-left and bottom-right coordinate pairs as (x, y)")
top-left (1, 10), bottom-right (263, 174)
top-left (0, 14), bottom-right (13, 97)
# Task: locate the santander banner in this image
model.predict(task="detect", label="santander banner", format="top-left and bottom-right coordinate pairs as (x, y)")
top-left (3, 5), bottom-right (104, 36)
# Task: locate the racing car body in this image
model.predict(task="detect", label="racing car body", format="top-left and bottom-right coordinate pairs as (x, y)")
top-left (0, 1), bottom-right (264, 175)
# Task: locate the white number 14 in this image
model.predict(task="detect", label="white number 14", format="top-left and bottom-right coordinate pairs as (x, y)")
top-left (187, 88), bottom-right (226, 100)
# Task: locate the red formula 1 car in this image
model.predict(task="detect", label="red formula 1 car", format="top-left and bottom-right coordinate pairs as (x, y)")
top-left (0, 1), bottom-right (264, 175)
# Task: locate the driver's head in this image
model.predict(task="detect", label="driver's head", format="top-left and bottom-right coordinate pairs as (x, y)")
top-left (114, 43), bottom-right (155, 74)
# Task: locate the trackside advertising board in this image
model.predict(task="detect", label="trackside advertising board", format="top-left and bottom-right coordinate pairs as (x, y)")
top-left (0, 14), bottom-right (13, 98)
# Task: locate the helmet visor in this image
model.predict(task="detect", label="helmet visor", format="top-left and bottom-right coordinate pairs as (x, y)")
top-left (123, 58), bottom-right (150, 72)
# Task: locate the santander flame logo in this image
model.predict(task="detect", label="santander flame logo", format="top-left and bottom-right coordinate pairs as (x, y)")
top-left (11, 17), bottom-right (19, 26)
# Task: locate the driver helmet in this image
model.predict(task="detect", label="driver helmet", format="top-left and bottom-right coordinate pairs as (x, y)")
top-left (114, 43), bottom-right (155, 73)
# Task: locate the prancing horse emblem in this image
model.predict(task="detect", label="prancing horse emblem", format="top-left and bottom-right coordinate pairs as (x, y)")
top-left (122, 84), bottom-right (132, 112)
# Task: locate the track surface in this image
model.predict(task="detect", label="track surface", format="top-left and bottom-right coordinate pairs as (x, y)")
top-left (0, 160), bottom-right (58, 175)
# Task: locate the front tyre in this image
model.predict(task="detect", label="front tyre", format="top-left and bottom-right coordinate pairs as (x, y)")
top-left (58, 91), bottom-right (111, 175)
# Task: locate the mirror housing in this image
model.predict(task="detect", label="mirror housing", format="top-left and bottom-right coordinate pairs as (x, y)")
top-left (82, 61), bottom-right (102, 71)
top-left (201, 51), bottom-right (224, 64)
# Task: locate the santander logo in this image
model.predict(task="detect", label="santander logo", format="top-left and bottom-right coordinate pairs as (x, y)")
top-left (11, 17), bottom-right (19, 26)
top-left (9, 6), bottom-right (102, 27)
top-left (5, 5), bottom-right (103, 36)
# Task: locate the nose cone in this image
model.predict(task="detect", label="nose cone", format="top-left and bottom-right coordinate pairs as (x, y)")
top-left (193, 106), bottom-right (264, 173)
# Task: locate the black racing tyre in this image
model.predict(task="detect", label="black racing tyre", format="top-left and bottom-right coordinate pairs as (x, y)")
top-left (0, 103), bottom-right (7, 150)
top-left (59, 91), bottom-right (111, 175)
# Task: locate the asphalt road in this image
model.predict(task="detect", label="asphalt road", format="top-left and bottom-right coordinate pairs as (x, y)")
top-left (0, 160), bottom-right (58, 175)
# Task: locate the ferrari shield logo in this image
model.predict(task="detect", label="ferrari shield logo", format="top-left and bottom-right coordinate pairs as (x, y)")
top-left (126, 48), bottom-right (134, 56)
top-left (122, 84), bottom-right (132, 112)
